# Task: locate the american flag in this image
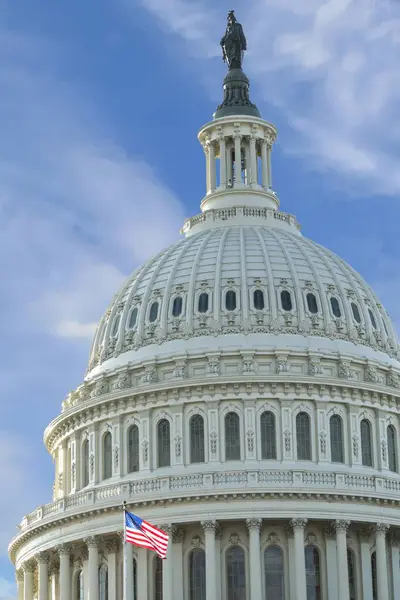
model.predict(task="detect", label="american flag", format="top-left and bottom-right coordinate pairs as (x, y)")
top-left (124, 510), bottom-right (169, 559)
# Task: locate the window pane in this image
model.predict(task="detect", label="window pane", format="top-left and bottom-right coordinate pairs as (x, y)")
top-left (225, 412), bottom-right (241, 460)
top-left (305, 546), bottom-right (321, 600)
top-left (351, 303), bottom-right (361, 323)
top-left (368, 309), bottom-right (377, 329)
top-left (128, 308), bottom-right (138, 329)
top-left (198, 293), bottom-right (209, 313)
top-left (254, 289), bottom-right (265, 310)
top-left (347, 549), bottom-right (356, 600)
top-left (128, 425), bottom-right (139, 473)
top-left (154, 556), bottom-right (163, 600)
top-left (296, 412), bottom-right (311, 461)
top-left (330, 297), bottom-right (341, 318)
top-left (264, 546), bottom-right (284, 600)
top-left (260, 412), bottom-right (276, 459)
top-left (157, 419), bottom-right (170, 467)
top-left (306, 293), bottom-right (318, 314)
top-left (99, 566), bottom-right (108, 600)
top-left (226, 290), bottom-right (237, 311)
top-left (149, 302), bottom-right (159, 323)
top-left (330, 415), bottom-right (344, 463)
top-left (172, 296), bottom-right (183, 317)
top-left (103, 432), bottom-right (112, 480)
top-left (226, 546), bottom-right (246, 600)
top-left (189, 549), bottom-right (206, 600)
top-left (361, 419), bottom-right (373, 467)
top-left (190, 415), bottom-right (205, 463)
top-left (281, 290), bottom-right (292, 311)
top-left (387, 425), bottom-right (397, 473)
top-left (82, 440), bottom-right (89, 487)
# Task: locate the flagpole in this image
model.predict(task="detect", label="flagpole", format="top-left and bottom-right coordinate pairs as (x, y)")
top-left (123, 501), bottom-right (128, 600)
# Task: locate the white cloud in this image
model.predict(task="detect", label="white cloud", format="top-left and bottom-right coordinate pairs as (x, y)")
top-left (134, 0), bottom-right (400, 194)
top-left (0, 577), bottom-right (15, 600)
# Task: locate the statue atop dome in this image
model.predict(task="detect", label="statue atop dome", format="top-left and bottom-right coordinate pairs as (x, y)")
top-left (220, 10), bottom-right (247, 70)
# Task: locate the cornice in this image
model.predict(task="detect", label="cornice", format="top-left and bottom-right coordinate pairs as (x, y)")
top-left (9, 487), bottom-right (400, 565)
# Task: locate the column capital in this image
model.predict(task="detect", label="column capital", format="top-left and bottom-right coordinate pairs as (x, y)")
top-left (22, 560), bottom-right (35, 573)
top-left (36, 552), bottom-right (50, 565)
top-left (388, 530), bottom-right (400, 547)
top-left (84, 535), bottom-right (102, 549)
top-left (172, 528), bottom-right (185, 544)
top-left (201, 520), bottom-right (218, 533)
top-left (374, 523), bottom-right (390, 536)
top-left (106, 539), bottom-right (119, 554)
top-left (15, 569), bottom-right (24, 582)
top-left (48, 560), bottom-right (60, 577)
top-left (334, 520), bottom-right (350, 534)
top-left (246, 518), bottom-right (262, 532)
top-left (290, 518), bottom-right (308, 532)
top-left (161, 524), bottom-right (177, 536)
top-left (56, 543), bottom-right (71, 556)
top-left (358, 528), bottom-right (371, 543)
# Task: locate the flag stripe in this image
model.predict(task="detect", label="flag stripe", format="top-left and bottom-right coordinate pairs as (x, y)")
top-left (124, 510), bottom-right (169, 559)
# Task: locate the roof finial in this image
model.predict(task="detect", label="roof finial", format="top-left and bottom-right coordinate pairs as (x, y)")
top-left (220, 10), bottom-right (247, 71)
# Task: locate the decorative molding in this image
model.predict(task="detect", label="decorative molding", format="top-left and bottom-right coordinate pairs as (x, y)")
top-left (291, 518), bottom-right (308, 531)
top-left (334, 520), bottom-right (350, 534)
top-left (246, 518), bottom-right (262, 531)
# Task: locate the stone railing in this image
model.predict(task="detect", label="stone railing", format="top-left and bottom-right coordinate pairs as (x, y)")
top-left (17, 469), bottom-right (400, 533)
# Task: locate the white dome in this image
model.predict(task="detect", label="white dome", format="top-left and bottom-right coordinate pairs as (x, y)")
top-left (87, 220), bottom-right (398, 378)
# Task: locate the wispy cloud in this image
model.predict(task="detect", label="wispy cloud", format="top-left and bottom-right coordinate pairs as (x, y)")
top-left (135, 0), bottom-right (400, 194)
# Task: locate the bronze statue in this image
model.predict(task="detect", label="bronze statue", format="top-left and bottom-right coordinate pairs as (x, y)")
top-left (220, 10), bottom-right (247, 70)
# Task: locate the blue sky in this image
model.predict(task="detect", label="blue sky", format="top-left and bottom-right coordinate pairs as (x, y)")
top-left (1, 0), bottom-right (400, 596)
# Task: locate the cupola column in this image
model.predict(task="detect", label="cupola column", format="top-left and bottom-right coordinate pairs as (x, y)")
top-left (246, 519), bottom-right (262, 600)
top-left (261, 140), bottom-right (268, 188)
top-left (249, 134), bottom-right (257, 185)
top-left (291, 518), bottom-right (307, 600)
top-left (266, 139), bottom-right (272, 188)
top-left (201, 520), bottom-right (218, 600)
top-left (218, 136), bottom-right (227, 188)
top-left (209, 143), bottom-right (216, 192)
top-left (234, 132), bottom-right (242, 186)
top-left (334, 521), bottom-right (350, 600)
top-left (375, 524), bottom-right (390, 600)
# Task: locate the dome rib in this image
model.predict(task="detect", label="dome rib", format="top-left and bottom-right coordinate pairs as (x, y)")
top-left (213, 228), bottom-right (230, 327)
top-left (186, 230), bottom-right (214, 332)
top-left (239, 227), bottom-right (249, 324)
top-left (253, 227), bottom-right (278, 321)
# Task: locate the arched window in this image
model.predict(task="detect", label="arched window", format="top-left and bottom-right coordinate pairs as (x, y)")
top-left (99, 565), bottom-right (108, 600)
top-left (330, 297), bottom-right (341, 318)
top-left (149, 302), bottom-right (159, 323)
top-left (189, 548), bottom-right (206, 600)
top-left (172, 296), bottom-right (183, 317)
top-left (330, 415), bottom-right (344, 463)
top-left (190, 415), bottom-right (205, 463)
top-left (226, 290), bottom-right (237, 311)
top-left (360, 419), bottom-right (373, 467)
top-left (82, 439), bottom-right (89, 487)
top-left (305, 546), bottom-right (321, 600)
top-left (296, 412), bottom-right (311, 461)
top-left (260, 411), bottom-right (277, 459)
top-left (281, 290), bottom-right (292, 311)
top-left (264, 546), bottom-right (284, 600)
top-left (76, 570), bottom-right (84, 600)
top-left (347, 549), bottom-right (357, 600)
top-left (198, 292), bottom-right (209, 313)
top-left (225, 412), bottom-right (241, 460)
top-left (226, 546), bottom-right (246, 600)
top-left (387, 424), bottom-right (398, 473)
top-left (154, 556), bottom-right (163, 600)
top-left (103, 432), bottom-right (112, 480)
top-left (157, 419), bottom-right (170, 468)
top-left (128, 425), bottom-right (139, 473)
top-left (306, 293), bottom-right (318, 314)
top-left (128, 307), bottom-right (138, 329)
top-left (351, 302), bottom-right (361, 323)
top-left (371, 551), bottom-right (377, 600)
top-left (253, 289), bottom-right (265, 310)
top-left (368, 309), bottom-right (377, 329)
top-left (112, 315), bottom-right (120, 337)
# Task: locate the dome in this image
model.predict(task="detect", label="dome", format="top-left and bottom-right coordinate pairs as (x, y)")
top-left (87, 220), bottom-right (399, 379)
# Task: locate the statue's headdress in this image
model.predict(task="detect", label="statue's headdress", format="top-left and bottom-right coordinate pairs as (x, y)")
top-left (227, 10), bottom-right (236, 21)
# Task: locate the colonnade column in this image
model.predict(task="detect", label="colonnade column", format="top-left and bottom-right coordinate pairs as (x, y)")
top-left (85, 536), bottom-right (100, 600)
top-left (249, 135), bottom-right (257, 185)
top-left (137, 548), bottom-right (148, 600)
top-left (201, 520), bottom-right (217, 600)
top-left (172, 529), bottom-right (184, 600)
top-left (375, 524), bottom-right (390, 600)
top-left (234, 134), bottom-right (242, 185)
top-left (37, 553), bottom-right (49, 600)
top-left (389, 533), bottom-right (400, 599)
top-left (261, 140), bottom-right (268, 188)
top-left (219, 136), bottom-right (227, 188)
top-left (291, 518), bottom-right (307, 600)
top-left (16, 570), bottom-right (24, 600)
top-left (334, 521), bottom-right (350, 600)
top-left (162, 525), bottom-right (174, 600)
top-left (49, 562), bottom-right (59, 600)
top-left (58, 544), bottom-right (71, 600)
top-left (23, 563), bottom-right (34, 600)
top-left (107, 540), bottom-right (118, 600)
top-left (359, 530), bottom-right (373, 600)
top-left (246, 519), bottom-right (262, 600)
